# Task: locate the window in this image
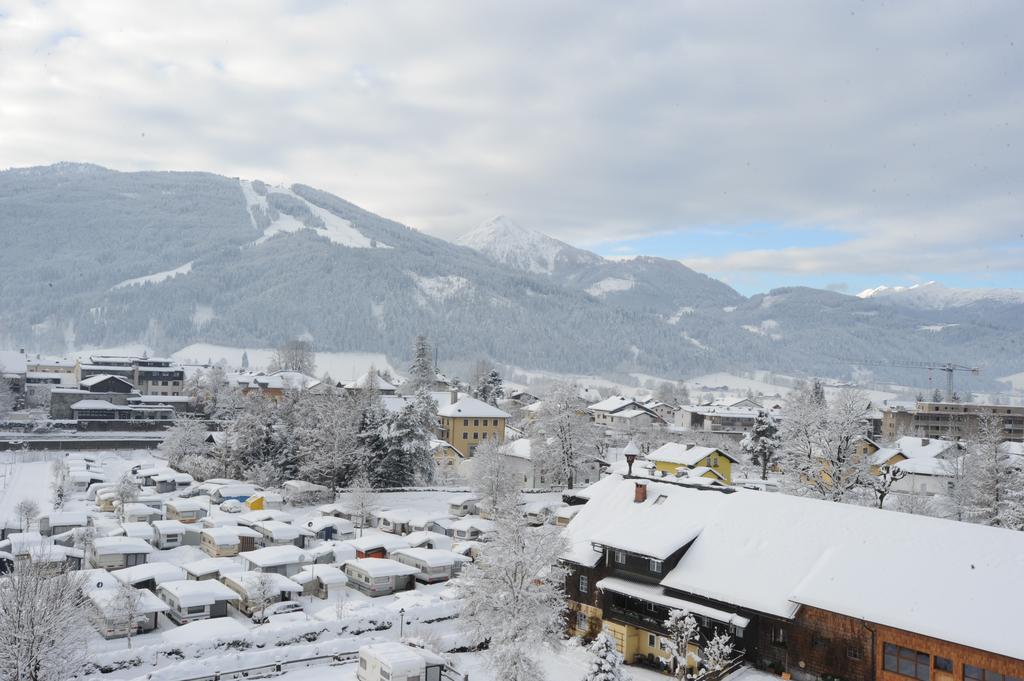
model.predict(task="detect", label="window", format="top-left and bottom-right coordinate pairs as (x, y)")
top-left (650, 559), bottom-right (663, 573)
top-left (848, 646), bottom-right (863, 661)
top-left (884, 643), bottom-right (929, 681)
top-left (463, 419), bottom-right (468, 426)
top-left (359, 658), bottom-right (367, 670)
top-left (614, 550), bottom-right (626, 564)
top-left (474, 419), bottom-right (479, 426)
top-left (965, 667), bottom-right (1008, 681)
top-left (473, 432), bottom-right (478, 439)
top-left (482, 432), bottom-right (487, 439)
top-left (187, 605), bottom-right (205, 614)
top-left (579, 575), bottom-right (588, 593)
top-left (648, 634), bottom-right (656, 647)
top-left (771, 625), bottom-right (787, 646)
top-left (646, 601), bottom-right (656, 612)
top-left (576, 612), bottom-right (588, 631)
top-left (462, 432), bottom-right (468, 439)
top-left (493, 419), bottom-right (499, 425)
top-left (934, 658), bottom-right (952, 673)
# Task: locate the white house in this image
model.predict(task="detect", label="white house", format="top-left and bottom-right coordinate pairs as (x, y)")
top-left (344, 558), bottom-right (418, 597)
top-left (157, 579), bottom-right (239, 624)
top-left (390, 548), bottom-right (471, 583)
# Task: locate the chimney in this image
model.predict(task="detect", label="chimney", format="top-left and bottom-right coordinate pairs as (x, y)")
top-left (449, 389), bottom-right (458, 405)
top-left (634, 481), bottom-right (648, 504)
top-left (921, 438), bottom-right (930, 446)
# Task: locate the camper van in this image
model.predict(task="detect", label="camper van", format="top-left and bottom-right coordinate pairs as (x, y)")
top-left (356, 642), bottom-right (446, 681)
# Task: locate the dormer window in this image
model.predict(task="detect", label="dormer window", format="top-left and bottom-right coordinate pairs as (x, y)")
top-left (650, 559), bottom-right (663, 573)
top-left (614, 550), bottom-right (626, 564)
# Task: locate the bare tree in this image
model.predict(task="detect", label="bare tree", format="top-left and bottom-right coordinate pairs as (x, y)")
top-left (248, 572), bottom-right (277, 622)
top-left (14, 499), bottom-right (40, 532)
top-left (269, 338), bottom-right (316, 376)
top-left (533, 381), bottom-right (601, 489)
top-left (0, 561), bottom-right (89, 681)
top-left (110, 581), bottom-right (143, 649)
top-left (345, 471), bottom-right (380, 537)
top-left (112, 473), bottom-right (139, 522)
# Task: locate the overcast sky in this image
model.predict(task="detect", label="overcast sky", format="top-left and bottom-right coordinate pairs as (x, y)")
top-left (1, 1), bottom-right (1021, 294)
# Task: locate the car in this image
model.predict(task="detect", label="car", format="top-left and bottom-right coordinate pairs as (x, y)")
top-left (252, 601), bottom-right (304, 624)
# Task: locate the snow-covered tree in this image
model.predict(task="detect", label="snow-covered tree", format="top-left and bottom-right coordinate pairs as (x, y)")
top-left (870, 464), bottom-right (906, 509)
top-left (459, 512), bottom-right (566, 681)
top-left (966, 413), bottom-right (1021, 528)
top-left (110, 581), bottom-right (143, 649)
top-left (780, 386), bottom-right (871, 502)
top-left (408, 335), bottom-right (435, 391)
top-left (49, 461), bottom-right (70, 510)
top-left (932, 388), bottom-right (943, 402)
top-left (112, 473), bottom-right (139, 522)
top-left (470, 439), bottom-right (520, 517)
top-left (533, 382), bottom-right (601, 489)
top-left (241, 350), bottom-right (250, 370)
top-left (14, 499), bottom-right (39, 532)
top-left (0, 560), bottom-right (89, 681)
top-left (741, 411), bottom-right (780, 480)
top-left (0, 374), bottom-right (14, 418)
top-left (664, 609), bottom-right (699, 679)
top-left (297, 391), bottom-right (361, 490)
top-left (474, 369), bottom-right (505, 406)
top-left (582, 631), bottom-right (631, 681)
top-left (248, 572), bottom-right (277, 623)
top-left (701, 630), bottom-right (737, 678)
top-left (269, 338), bottom-right (316, 375)
top-left (346, 471), bottom-right (380, 537)
top-left (159, 418), bottom-right (209, 467)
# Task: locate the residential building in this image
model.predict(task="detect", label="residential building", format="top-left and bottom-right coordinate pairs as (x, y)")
top-left (882, 402), bottom-right (1024, 442)
top-left (677, 405), bottom-right (761, 433)
top-left (78, 355), bottom-right (185, 397)
top-left (437, 396), bottom-right (511, 456)
top-left (645, 443), bottom-right (737, 484)
top-left (589, 396), bottom-right (664, 430)
top-left (561, 475), bottom-right (1024, 679)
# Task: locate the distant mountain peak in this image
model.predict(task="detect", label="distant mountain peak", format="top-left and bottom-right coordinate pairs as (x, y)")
top-left (456, 215), bottom-right (602, 275)
top-left (857, 280), bottom-right (1024, 308)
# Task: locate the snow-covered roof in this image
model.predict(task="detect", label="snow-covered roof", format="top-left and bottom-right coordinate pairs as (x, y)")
top-left (121, 502), bottom-right (162, 517)
top-left (566, 474), bottom-right (1024, 660)
top-left (161, 617), bottom-right (247, 645)
top-left (437, 396), bottom-right (510, 419)
top-left (344, 557), bottom-right (419, 578)
top-left (44, 511), bottom-right (89, 526)
top-left (646, 442), bottom-right (733, 467)
top-left (292, 564), bottom-right (349, 586)
top-left (0, 350), bottom-right (28, 374)
top-left (166, 498), bottom-right (206, 512)
top-left (304, 516), bottom-right (354, 534)
top-left (92, 536), bottom-right (154, 555)
top-left (504, 438), bottom-right (532, 460)
top-left (89, 588), bottom-right (169, 616)
top-left (447, 493), bottom-right (482, 505)
top-left (182, 557), bottom-right (244, 579)
top-left (344, 535), bottom-right (412, 553)
top-left (588, 395), bottom-right (641, 414)
top-left (201, 526), bottom-right (241, 545)
top-left (252, 520), bottom-right (300, 541)
top-left (893, 436), bottom-right (958, 459)
top-left (226, 570), bottom-right (303, 594)
top-left (238, 509), bottom-right (294, 525)
top-left (597, 577), bottom-right (749, 628)
top-left (391, 548), bottom-right (471, 568)
top-left (112, 562), bottom-right (186, 586)
top-left (307, 540), bottom-right (357, 563)
top-left (360, 642), bottom-right (446, 674)
top-left (80, 374), bottom-right (133, 388)
top-left (239, 545), bottom-right (311, 567)
top-left (344, 371), bottom-right (397, 392)
top-left (120, 521), bottom-right (157, 539)
top-left (158, 579), bottom-right (238, 607)
top-left (450, 518), bottom-right (496, 533)
top-left (403, 531), bottom-right (453, 549)
top-left (892, 457), bottom-right (953, 476)
top-left (71, 399), bottom-right (132, 411)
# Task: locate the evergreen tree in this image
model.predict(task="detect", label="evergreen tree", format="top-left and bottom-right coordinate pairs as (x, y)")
top-left (810, 378), bottom-right (826, 406)
top-left (474, 369), bottom-right (505, 406)
top-left (408, 334), bottom-right (435, 391)
top-left (241, 350), bottom-right (250, 370)
top-left (582, 631), bottom-right (631, 681)
top-left (932, 388), bottom-right (943, 402)
top-left (740, 411), bottom-right (780, 480)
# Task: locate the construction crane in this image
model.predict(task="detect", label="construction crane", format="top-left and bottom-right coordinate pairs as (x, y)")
top-left (845, 359), bottom-right (980, 398)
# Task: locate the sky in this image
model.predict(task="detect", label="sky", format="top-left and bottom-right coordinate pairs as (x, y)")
top-left (0, 1), bottom-right (1021, 295)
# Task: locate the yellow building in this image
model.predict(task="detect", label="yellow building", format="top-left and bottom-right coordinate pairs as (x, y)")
top-left (646, 443), bottom-right (736, 484)
top-left (437, 396), bottom-right (510, 457)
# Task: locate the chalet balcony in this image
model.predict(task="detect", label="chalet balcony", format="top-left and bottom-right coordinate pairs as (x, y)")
top-left (604, 601), bottom-right (669, 635)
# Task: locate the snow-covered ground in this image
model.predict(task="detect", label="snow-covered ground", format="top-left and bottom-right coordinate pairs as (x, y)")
top-left (111, 262), bottom-right (193, 290)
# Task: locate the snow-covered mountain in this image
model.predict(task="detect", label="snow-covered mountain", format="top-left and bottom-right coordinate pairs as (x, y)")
top-left (458, 216), bottom-right (743, 313)
top-left (456, 215), bottom-right (602, 275)
top-left (1, 163), bottom-right (1022, 384)
top-left (857, 281), bottom-right (1024, 309)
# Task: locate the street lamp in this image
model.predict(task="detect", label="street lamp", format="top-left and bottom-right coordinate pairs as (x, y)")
top-left (625, 453), bottom-right (636, 477)
top-left (398, 608), bottom-right (406, 639)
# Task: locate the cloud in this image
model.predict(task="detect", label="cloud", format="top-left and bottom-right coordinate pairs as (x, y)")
top-left (0, 1), bottom-right (1021, 283)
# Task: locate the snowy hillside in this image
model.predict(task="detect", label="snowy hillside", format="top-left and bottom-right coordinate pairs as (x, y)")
top-left (857, 281), bottom-right (1024, 309)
